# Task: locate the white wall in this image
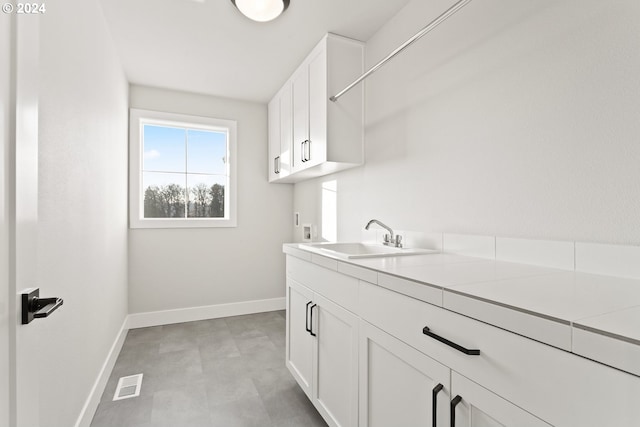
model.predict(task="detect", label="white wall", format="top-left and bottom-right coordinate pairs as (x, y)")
top-left (37, 0), bottom-right (129, 425)
top-left (129, 85), bottom-right (293, 314)
top-left (294, 0), bottom-right (640, 245)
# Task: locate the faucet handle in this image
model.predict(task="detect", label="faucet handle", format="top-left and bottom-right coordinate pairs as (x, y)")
top-left (382, 233), bottom-right (402, 247)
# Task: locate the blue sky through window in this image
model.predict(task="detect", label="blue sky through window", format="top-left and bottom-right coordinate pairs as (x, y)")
top-left (142, 124), bottom-right (228, 188)
top-left (143, 125), bottom-right (186, 173)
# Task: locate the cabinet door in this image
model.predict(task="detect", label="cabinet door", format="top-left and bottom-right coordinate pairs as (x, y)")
top-left (450, 373), bottom-right (552, 427)
top-left (267, 94), bottom-right (280, 181)
top-left (279, 81), bottom-right (292, 177)
top-left (307, 45), bottom-right (327, 168)
top-left (313, 293), bottom-right (358, 427)
top-left (286, 278), bottom-right (315, 399)
top-left (359, 320), bottom-right (451, 427)
top-left (291, 64), bottom-right (309, 173)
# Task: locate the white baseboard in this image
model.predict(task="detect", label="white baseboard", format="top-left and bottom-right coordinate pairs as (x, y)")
top-left (74, 317), bottom-right (128, 427)
top-left (126, 297), bottom-right (286, 329)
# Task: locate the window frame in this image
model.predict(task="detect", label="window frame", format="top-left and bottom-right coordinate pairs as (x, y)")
top-left (129, 108), bottom-right (237, 228)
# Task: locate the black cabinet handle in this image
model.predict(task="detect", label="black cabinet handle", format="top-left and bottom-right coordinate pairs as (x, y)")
top-left (423, 326), bottom-right (480, 356)
top-left (309, 303), bottom-right (317, 336)
top-left (432, 383), bottom-right (444, 427)
top-left (450, 395), bottom-right (462, 427)
top-left (305, 301), bottom-right (313, 333)
top-left (300, 140), bottom-right (310, 162)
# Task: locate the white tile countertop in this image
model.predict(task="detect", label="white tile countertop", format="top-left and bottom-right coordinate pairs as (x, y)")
top-left (283, 243), bottom-right (640, 377)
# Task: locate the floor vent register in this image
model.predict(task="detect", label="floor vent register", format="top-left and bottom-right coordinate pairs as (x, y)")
top-left (113, 373), bottom-right (143, 401)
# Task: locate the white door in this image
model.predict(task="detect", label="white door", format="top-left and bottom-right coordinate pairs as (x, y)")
top-left (312, 293), bottom-right (358, 427)
top-left (2, 14), bottom-right (42, 427)
top-left (450, 372), bottom-right (552, 427)
top-left (0, 12), bottom-right (11, 427)
top-left (286, 278), bottom-right (315, 400)
top-left (359, 320), bottom-right (451, 427)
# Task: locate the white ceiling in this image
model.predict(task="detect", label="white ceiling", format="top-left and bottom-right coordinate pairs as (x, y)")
top-left (98, 0), bottom-right (411, 103)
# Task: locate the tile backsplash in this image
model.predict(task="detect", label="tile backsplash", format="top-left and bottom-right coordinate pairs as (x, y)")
top-left (443, 233), bottom-right (495, 259)
top-left (374, 232), bottom-right (640, 281)
top-left (359, 229), bottom-right (640, 281)
top-left (575, 242), bottom-right (640, 280)
top-left (495, 237), bottom-right (575, 271)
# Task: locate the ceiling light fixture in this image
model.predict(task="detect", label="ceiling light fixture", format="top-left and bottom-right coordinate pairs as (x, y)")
top-left (230, 0), bottom-right (290, 22)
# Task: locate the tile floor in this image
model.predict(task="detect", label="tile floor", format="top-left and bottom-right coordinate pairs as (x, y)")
top-left (91, 311), bottom-right (327, 427)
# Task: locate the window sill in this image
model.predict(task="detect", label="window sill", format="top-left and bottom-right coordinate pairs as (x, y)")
top-left (129, 218), bottom-right (237, 229)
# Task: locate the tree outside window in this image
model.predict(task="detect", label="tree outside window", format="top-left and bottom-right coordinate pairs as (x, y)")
top-left (129, 109), bottom-right (237, 228)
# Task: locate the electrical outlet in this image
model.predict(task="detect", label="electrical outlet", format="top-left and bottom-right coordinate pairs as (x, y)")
top-left (302, 224), bottom-right (312, 242)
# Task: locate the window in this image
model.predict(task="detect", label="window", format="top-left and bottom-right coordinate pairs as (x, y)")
top-left (129, 109), bottom-right (237, 228)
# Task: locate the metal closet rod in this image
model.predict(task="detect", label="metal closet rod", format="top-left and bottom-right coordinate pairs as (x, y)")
top-left (329, 0), bottom-right (473, 102)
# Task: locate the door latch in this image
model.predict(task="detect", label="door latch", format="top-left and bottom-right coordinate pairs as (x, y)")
top-left (21, 288), bottom-right (64, 324)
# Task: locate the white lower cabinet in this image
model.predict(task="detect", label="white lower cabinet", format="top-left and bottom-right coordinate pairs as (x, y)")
top-left (286, 278), bottom-right (314, 398)
top-left (450, 373), bottom-right (551, 427)
top-left (286, 278), bottom-right (358, 427)
top-left (313, 293), bottom-right (359, 427)
top-left (286, 255), bottom-right (640, 427)
top-left (359, 320), bottom-right (550, 427)
top-left (359, 320), bottom-right (450, 427)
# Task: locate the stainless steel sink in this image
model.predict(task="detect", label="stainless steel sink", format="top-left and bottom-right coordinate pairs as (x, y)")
top-left (299, 242), bottom-right (438, 259)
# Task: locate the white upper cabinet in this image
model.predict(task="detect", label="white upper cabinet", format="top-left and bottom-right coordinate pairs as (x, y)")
top-left (268, 93), bottom-right (280, 181)
top-left (268, 82), bottom-right (292, 182)
top-left (291, 62), bottom-right (310, 173)
top-left (269, 33), bottom-right (364, 183)
top-left (280, 82), bottom-right (293, 178)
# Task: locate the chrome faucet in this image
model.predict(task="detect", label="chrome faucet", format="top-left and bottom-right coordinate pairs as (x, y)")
top-left (365, 219), bottom-right (403, 248)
